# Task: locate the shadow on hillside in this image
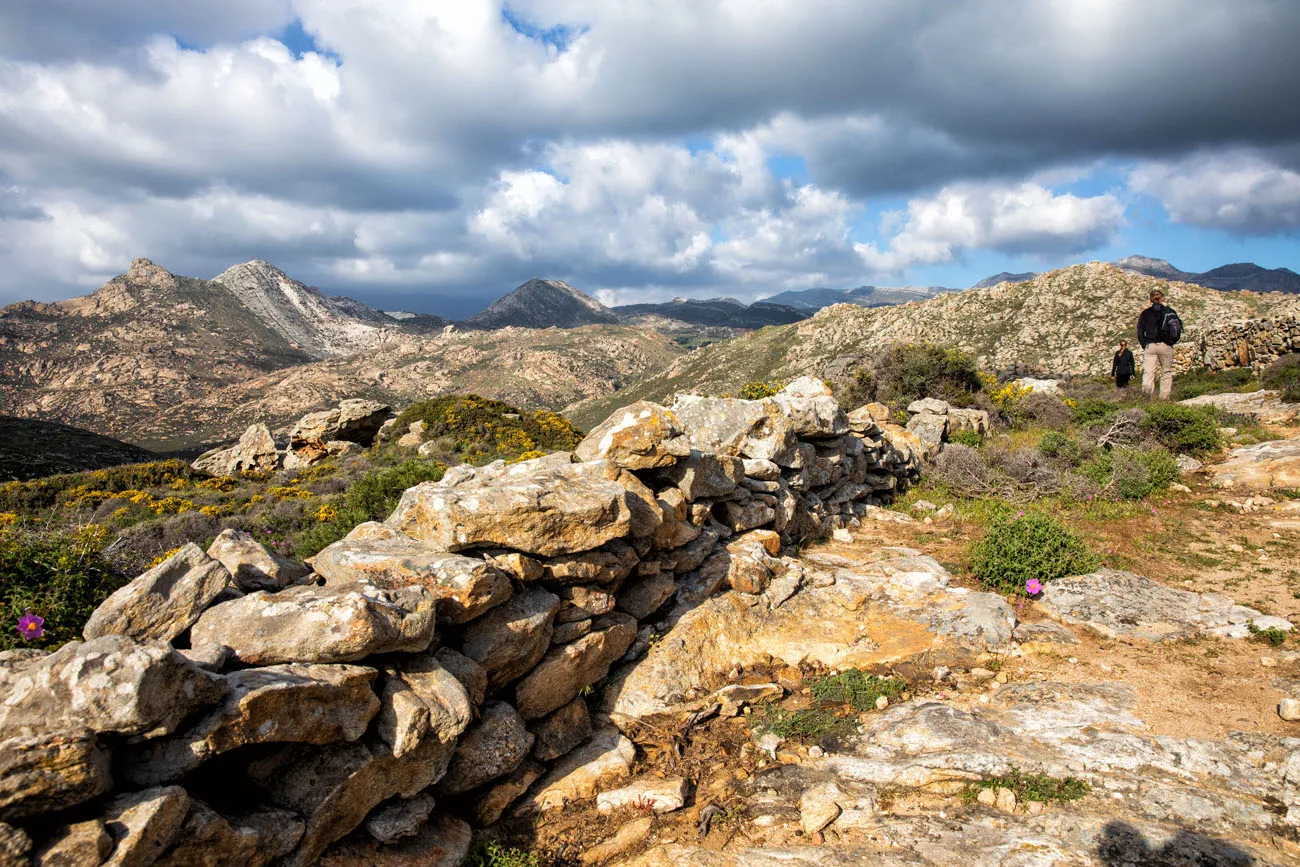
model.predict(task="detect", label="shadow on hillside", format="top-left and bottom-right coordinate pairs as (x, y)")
top-left (1096, 820), bottom-right (1255, 866)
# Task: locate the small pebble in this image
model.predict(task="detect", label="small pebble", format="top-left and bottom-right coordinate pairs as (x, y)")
top-left (1262, 657), bottom-right (1278, 668)
top-left (1279, 699), bottom-right (1300, 721)
top-left (976, 788), bottom-right (996, 807)
top-left (808, 746), bottom-right (825, 758)
top-left (1026, 800), bottom-right (1045, 816)
top-left (875, 695), bottom-right (889, 710)
top-left (1067, 657), bottom-right (1079, 665)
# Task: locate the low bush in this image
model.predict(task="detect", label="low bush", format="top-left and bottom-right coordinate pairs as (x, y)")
top-left (855, 343), bottom-right (985, 410)
top-left (390, 395), bottom-right (582, 463)
top-left (465, 840), bottom-right (540, 867)
top-left (947, 429), bottom-right (984, 448)
top-left (1077, 446), bottom-right (1175, 500)
top-left (297, 458), bottom-right (447, 556)
top-left (1037, 431), bottom-right (1070, 458)
top-left (1171, 366), bottom-right (1259, 401)
top-left (1263, 353), bottom-right (1300, 402)
top-left (1070, 398), bottom-right (1120, 426)
top-left (810, 670), bottom-right (906, 712)
top-left (970, 512), bottom-right (1099, 596)
top-left (0, 460), bottom-right (207, 514)
top-left (739, 380), bottom-right (785, 400)
top-left (962, 767), bottom-right (1090, 804)
top-left (1248, 623), bottom-right (1288, 647)
top-left (929, 444), bottom-right (991, 496)
top-left (0, 523), bottom-right (127, 652)
top-left (1019, 393), bottom-right (1074, 430)
top-left (1140, 403), bottom-right (1222, 455)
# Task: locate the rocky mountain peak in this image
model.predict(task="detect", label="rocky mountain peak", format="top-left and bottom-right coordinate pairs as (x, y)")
top-left (1115, 255), bottom-right (1186, 280)
top-left (465, 278), bottom-right (620, 329)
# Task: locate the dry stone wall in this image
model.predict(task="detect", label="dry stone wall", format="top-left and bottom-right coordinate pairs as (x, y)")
top-left (1175, 309), bottom-right (1300, 373)
top-left (0, 377), bottom-right (922, 867)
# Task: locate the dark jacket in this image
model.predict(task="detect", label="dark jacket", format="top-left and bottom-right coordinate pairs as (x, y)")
top-left (1112, 348), bottom-right (1135, 378)
top-left (1137, 303), bottom-right (1166, 348)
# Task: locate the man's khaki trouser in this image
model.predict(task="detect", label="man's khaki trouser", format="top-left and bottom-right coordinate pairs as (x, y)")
top-left (1142, 342), bottom-right (1174, 400)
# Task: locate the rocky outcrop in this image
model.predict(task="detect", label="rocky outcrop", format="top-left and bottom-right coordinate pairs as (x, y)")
top-left (191, 423), bottom-right (280, 476)
top-left (190, 399), bottom-right (393, 474)
top-left (1206, 433), bottom-right (1300, 492)
top-left (0, 382), bottom-right (925, 864)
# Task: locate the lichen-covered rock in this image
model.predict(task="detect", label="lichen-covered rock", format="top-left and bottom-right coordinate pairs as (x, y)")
top-left (515, 614), bottom-right (638, 719)
top-left (1208, 434), bottom-right (1300, 492)
top-left (542, 541), bottom-right (640, 585)
top-left (364, 793), bottom-right (436, 845)
top-left (472, 760), bottom-right (545, 826)
top-left (0, 730), bottom-right (110, 820)
top-left (207, 529), bottom-right (309, 592)
top-left (597, 778), bottom-right (689, 814)
top-left (376, 655), bottom-right (472, 758)
top-left (191, 583), bottom-right (436, 666)
top-left (290, 399), bottom-right (392, 456)
top-left (32, 818), bottom-right (112, 867)
top-left (906, 397), bottom-right (950, 415)
top-left (101, 786), bottom-right (191, 867)
top-left (83, 543), bottom-right (235, 642)
top-left (437, 701), bottom-right (534, 795)
top-left (386, 456), bottom-right (640, 556)
top-left (0, 822), bottom-right (30, 867)
top-left (947, 407), bottom-right (990, 436)
top-left (530, 697), bottom-right (593, 762)
top-left (905, 412), bottom-right (947, 459)
top-left (669, 396), bottom-right (799, 464)
top-left (312, 525), bottom-right (512, 623)
top-left (659, 451), bottom-right (746, 501)
top-left (616, 571), bottom-right (677, 620)
top-left (120, 664), bottom-right (381, 785)
top-left (152, 801), bottom-right (304, 867)
top-left (773, 381), bottom-right (849, 437)
top-left (433, 648), bottom-right (487, 707)
top-left (192, 423), bottom-right (279, 475)
top-left (576, 401), bottom-right (691, 469)
top-left (0, 636), bottom-right (224, 740)
top-left (249, 736), bottom-right (455, 867)
top-left (460, 587), bottom-right (560, 690)
top-left (518, 728), bottom-right (637, 813)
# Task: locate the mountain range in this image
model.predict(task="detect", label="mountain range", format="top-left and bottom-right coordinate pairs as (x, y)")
top-left (1113, 256), bottom-right (1300, 293)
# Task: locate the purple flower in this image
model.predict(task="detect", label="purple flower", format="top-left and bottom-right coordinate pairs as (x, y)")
top-left (1016, 510), bottom-right (1025, 518)
top-left (1025, 578), bottom-right (1044, 596)
top-left (16, 612), bottom-right (44, 642)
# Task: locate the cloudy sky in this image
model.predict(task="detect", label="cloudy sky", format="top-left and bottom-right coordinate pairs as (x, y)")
top-left (0, 0), bottom-right (1298, 317)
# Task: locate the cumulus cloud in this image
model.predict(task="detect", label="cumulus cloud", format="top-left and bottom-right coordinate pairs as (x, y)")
top-left (1130, 151), bottom-right (1300, 235)
top-left (855, 182), bottom-right (1125, 273)
top-left (0, 0), bottom-right (1296, 308)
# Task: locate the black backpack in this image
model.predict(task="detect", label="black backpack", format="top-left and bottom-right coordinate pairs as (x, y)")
top-left (1160, 306), bottom-right (1183, 345)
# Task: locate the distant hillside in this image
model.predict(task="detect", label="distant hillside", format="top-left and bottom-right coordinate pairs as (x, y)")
top-left (1116, 256), bottom-right (1300, 294)
top-left (569, 262), bottom-right (1297, 429)
top-left (1, 416), bottom-right (156, 482)
top-left (614, 297), bottom-right (807, 329)
top-left (764, 284), bottom-right (949, 310)
top-left (464, 279), bottom-right (620, 329)
top-left (973, 271), bottom-right (1039, 289)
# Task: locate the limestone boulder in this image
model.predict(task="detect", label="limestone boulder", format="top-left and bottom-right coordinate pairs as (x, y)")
top-left (83, 543), bottom-right (236, 643)
top-left (290, 399), bottom-right (392, 452)
top-left (249, 736), bottom-right (455, 867)
top-left (318, 814), bottom-right (470, 867)
top-left (437, 701), bottom-right (534, 795)
top-left (515, 614), bottom-right (638, 719)
top-left (32, 818), bottom-right (113, 867)
top-left (376, 654), bottom-right (472, 757)
top-left (191, 583), bottom-right (436, 666)
top-left (207, 529), bottom-right (309, 592)
top-left (152, 802), bottom-right (304, 867)
top-left (905, 412), bottom-right (947, 459)
top-left (312, 525), bottom-right (512, 624)
top-left (714, 499), bottom-right (776, 533)
top-left (774, 379), bottom-right (849, 437)
top-left (0, 730), bottom-right (110, 820)
top-left (947, 407), bottom-right (991, 437)
top-left (386, 456), bottom-right (640, 556)
top-left (1039, 569), bottom-right (1292, 641)
top-left (517, 728), bottom-right (636, 813)
top-left (101, 786), bottom-right (191, 867)
top-left (1208, 434), bottom-right (1300, 492)
top-left (120, 664), bottom-right (381, 785)
top-left (461, 587), bottom-right (560, 690)
top-left (531, 697), bottom-right (593, 762)
top-left (576, 401), bottom-right (692, 469)
top-left (192, 423), bottom-right (279, 475)
top-left (658, 451), bottom-right (745, 500)
top-left (669, 395), bottom-right (799, 465)
top-left (907, 398), bottom-right (950, 415)
top-left (542, 541), bottom-right (639, 585)
top-left (365, 793), bottom-right (436, 844)
top-left (472, 760), bottom-right (545, 826)
top-left (433, 649), bottom-right (487, 707)
top-left (1012, 377), bottom-right (1062, 395)
top-left (0, 636), bottom-right (224, 740)
top-left (616, 571), bottom-right (677, 620)
top-left (597, 778), bottom-right (689, 814)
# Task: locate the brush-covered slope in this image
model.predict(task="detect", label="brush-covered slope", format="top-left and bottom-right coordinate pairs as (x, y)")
top-left (0, 416), bottom-right (156, 482)
top-left (568, 262), bottom-right (1295, 429)
top-left (464, 278), bottom-right (620, 329)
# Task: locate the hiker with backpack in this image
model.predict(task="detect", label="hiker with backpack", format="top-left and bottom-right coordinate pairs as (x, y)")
top-left (1136, 287), bottom-right (1182, 399)
top-left (1111, 339), bottom-right (1136, 389)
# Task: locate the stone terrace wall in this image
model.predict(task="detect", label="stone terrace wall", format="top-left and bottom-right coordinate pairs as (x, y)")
top-left (1175, 309), bottom-right (1300, 373)
top-left (0, 377), bottom-right (922, 867)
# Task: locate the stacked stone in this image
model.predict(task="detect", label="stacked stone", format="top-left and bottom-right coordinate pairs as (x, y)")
top-left (1175, 311), bottom-right (1300, 373)
top-left (0, 378), bottom-right (919, 867)
top-left (902, 397), bottom-right (991, 459)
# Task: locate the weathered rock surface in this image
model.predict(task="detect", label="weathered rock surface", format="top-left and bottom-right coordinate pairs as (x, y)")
top-left (461, 587), bottom-right (560, 690)
top-left (289, 399), bottom-right (392, 462)
top-left (518, 728), bottom-right (637, 813)
top-left (0, 730), bottom-right (110, 820)
top-left (82, 543), bottom-right (235, 642)
top-left (32, 818), bottom-right (112, 867)
top-left (530, 697), bottom-right (592, 762)
top-left (1181, 389), bottom-right (1300, 424)
top-left (319, 813), bottom-right (471, 867)
top-left (0, 822), bottom-right (30, 867)
top-left (659, 451), bottom-right (745, 500)
top-left (582, 817), bottom-right (652, 866)
top-left (437, 701), bottom-right (534, 795)
top-left (516, 614), bottom-right (638, 719)
top-left (101, 786), bottom-right (190, 867)
top-left (1207, 433), bottom-right (1300, 492)
top-left (191, 582), bottom-right (436, 665)
top-left (387, 456), bottom-right (639, 556)
top-left (669, 396), bottom-right (798, 464)
top-left (596, 778), bottom-right (689, 814)
top-left (433, 649), bottom-right (487, 708)
top-left (192, 423), bottom-right (279, 475)
top-left (365, 793), bottom-right (436, 844)
top-left (0, 636), bottom-right (224, 739)
top-left (608, 548), bottom-right (1013, 720)
top-left (313, 524), bottom-right (513, 623)
top-left (207, 529), bottom-right (308, 592)
top-left (472, 760), bottom-right (545, 826)
top-left (905, 412), bottom-right (947, 458)
top-left (1039, 569), bottom-right (1292, 641)
top-left (152, 801), bottom-right (303, 867)
top-left (575, 400), bottom-right (691, 469)
top-left (120, 664), bottom-right (380, 785)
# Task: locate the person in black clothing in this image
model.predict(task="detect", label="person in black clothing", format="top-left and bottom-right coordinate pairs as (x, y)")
top-left (1137, 287), bottom-right (1178, 399)
top-left (1111, 339), bottom-right (1135, 388)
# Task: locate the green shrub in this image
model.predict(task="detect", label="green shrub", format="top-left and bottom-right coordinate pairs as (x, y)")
top-left (0, 460), bottom-right (208, 514)
top-left (739, 380), bottom-right (784, 400)
top-left (753, 705), bottom-right (854, 739)
top-left (947, 429), bottom-right (984, 448)
top-left (1171, 366), bottom-right (1259, 401)
top-left (962, 767), bottom-right (1090, 804)
top-left (1140, 403), bottom-right (1221, 455)
top-left (1037, 431), bottom-right (1069, 457)
top-left (970, 512), bottom-right (1099, 596)
top-left (1070, 398), bottom-right (1119, 426)
top-left (1263, 354), bottom-right (1300, 402)
top-left (1110, 448), bottom-right (1177, 500)
top-left (811, 670), bottom-right (906, 711)
top-left (465, 840), bottom-right (540, 867)
top-left (390, 395), bottom-right (582, 463)
top-left (857, 344), bottom-right (984, 410)
top-left (297, 459), bottom-right (447, 557)
top-left (1248, 623), bottom-right (1288, 647)
top-left (0, 523), bottom-right (127, 651)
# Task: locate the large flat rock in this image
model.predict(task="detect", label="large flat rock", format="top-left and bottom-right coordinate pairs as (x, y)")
top-left (1181, 389), bottom-right (1300, 424)
top-left (1207, 434), bottom-right (1300, 492)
